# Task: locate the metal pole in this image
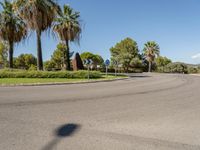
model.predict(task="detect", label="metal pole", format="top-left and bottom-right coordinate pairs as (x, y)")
top-left (88, 65), bottom-right (90, 80)
top-left (106, 66), bottom-right (108, 76)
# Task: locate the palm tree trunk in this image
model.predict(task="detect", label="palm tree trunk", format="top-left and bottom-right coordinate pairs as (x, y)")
top-left (148, 61), bottom-right (152, 72)
top-left (36, 30), bottom-right (43, 70)
top-left (8, 41), bottom-right (14, 69)
top-left (65, 40), bottom-right (71, 70)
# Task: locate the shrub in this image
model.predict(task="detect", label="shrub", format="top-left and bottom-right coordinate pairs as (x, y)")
top-left (187, 67), bottom-right (199, 74)
top-left (0, 69), bottom-right (102, 79)
top-left (164, 62), bottom-right (188, 74)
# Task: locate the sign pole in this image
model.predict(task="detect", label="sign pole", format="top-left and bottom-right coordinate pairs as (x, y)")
top-left (106, 66), bottom-right (108, 76)
top-left (88, 65), bottom-right (90, 80)
top-left (105, 59), bottom-right (110, 76)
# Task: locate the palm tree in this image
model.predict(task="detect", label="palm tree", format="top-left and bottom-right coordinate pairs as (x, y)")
top-left (143, 41), bottom-right (160, 72)
top-left (53, 5), bottom-right (81, 70)
top-left (14, 0), bottom-right (61, 70)
top-left (0, 0), bottom-right (27, 68)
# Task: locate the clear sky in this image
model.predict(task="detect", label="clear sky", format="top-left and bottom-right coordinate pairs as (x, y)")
top-left (7, 0), bottom-right (200, 64)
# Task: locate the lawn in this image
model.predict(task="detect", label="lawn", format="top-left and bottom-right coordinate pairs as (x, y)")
top-left (0, 75), bottom-right (127, 86)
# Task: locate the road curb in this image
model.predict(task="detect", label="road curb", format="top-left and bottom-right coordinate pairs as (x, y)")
top-left (0, 77), bottom-right (129, 87)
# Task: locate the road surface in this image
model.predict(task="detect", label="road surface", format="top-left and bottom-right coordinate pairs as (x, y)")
top-left (1, 73), bottom-right (200, 150)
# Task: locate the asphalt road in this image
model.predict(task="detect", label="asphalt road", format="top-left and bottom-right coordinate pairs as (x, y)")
top-left (1, 73), bottom-right (200, 150)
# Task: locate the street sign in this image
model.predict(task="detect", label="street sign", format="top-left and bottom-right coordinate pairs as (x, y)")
top-left (113, 60), bottom-right (119, 76)
top-left (83, 59), bottom-right (93, 65)
top-left (105, 59), bottom-right (110, 66)
top-left (113, 60), bottom-right (118, 66)
top-left (83, 59), bottom-right (93, 80)
top-left (89, 59), bottom-right (93, 65)
top-left (105, 59), bottom-right (110, 76)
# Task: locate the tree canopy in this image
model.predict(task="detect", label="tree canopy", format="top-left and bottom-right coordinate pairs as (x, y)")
top-left (156, 56), bottom-right (172, 67)
top-left (143, 41), bottom-right (160, 72)
top-left (14, 0), bottom-right (61, 70)
top-left (110, 38), bottom-right (139, 72)
top-left (0, 0), bottom-right (27, 68)
top-left (53, 5), bottom-right (81, 70)
top-left (14, 54), bottom-right (37, 70)
top-left (44, 43), bottom-right (74, 70)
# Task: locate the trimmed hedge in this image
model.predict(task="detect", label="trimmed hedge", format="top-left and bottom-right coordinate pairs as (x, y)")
top-left (0, 69), bottom-right (102, 79)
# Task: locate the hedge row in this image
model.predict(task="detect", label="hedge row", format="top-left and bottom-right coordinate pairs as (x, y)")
top-left (0, 69), bottom-right (102, 79)
top-left (156, 62), bottom-right (200, 74)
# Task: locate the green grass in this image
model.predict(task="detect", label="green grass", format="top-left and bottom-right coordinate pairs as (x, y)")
top-left (0, 75), bottom-right (128, 86)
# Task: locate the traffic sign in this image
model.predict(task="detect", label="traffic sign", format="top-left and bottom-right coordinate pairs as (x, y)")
top-left (89, 59), bottom-right (93, 65)
top-left (105, 59), bottom-right (110, 66)
top-left (83, 59), bottom-right (93, 65)
top-left (113, 60), bottom-right (118, 66)
top-left (83, 59), bottom-right (93, 80)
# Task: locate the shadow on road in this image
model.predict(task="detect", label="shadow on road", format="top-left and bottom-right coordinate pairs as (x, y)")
top-left (128, 75), bottom-right (151, 78)
top-left (126, 73), bottom-right (151, 78)
top-left (42, 123), bottom-right (81, 150)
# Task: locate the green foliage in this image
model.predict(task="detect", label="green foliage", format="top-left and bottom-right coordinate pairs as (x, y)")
top-left (53, 5), bottom-right (81, 42)
top-left (130, 57), bottom-right (144, 68)
top-left (187, 66), bottom-right (199, 74)
top-left (143, 41), bottom-right (160, 72)
top-left (110, 38), bottom-right (139, 72)
top-left (14, 54), bottom-right (37, 70)
top-left (155, 56), bottom-right (172, 72)
top-left (164, 62), bottom-right (188, 74)
top-left (156, 56), bottom-right (172, 67)
top-left (44, 43), bottom-right (75, 71)
top-left (0, 69), bottom-right (102, 79)
top-left (44, 60), bottom-right (56, 71)
top-left (0, 0), bottom-right (27, 68)
top-left (53, 5), bottom-right (81, 70)
top-left (0, 41), bottom-right (8, 67)
top-left (14, 0), bottom-right (61, 70)
top-left (51, 43), bottom-right (67, 69)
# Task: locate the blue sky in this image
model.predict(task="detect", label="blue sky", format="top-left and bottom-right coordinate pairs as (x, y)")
top-left (4, 0), bottom-right (200, 64)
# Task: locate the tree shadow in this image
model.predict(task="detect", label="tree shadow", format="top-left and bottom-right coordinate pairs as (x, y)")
top-left (42, 123), bottom-right (81, 150)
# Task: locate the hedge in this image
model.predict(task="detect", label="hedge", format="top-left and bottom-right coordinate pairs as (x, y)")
top-left (0, 69), bottom-right (102, 79)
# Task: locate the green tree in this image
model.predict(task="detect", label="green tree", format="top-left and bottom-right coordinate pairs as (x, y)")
top-left (110, 38), bottom-right (139, 72)
top-left (80, 52), bottom-right (104, 68)
top-left (143, 41), bottom-right (160, 72)
top-left (155, 56), bottom-right (172, 72)
top-left (165, 62), bottom-right (188, 74)
top-left (14, 54), bottom-right (37, 70)
top-left (51, 43), bottom-right (67, 69)
top-left (53, 5), bottom-right (81, 70)
top-left (44, 60), bottom-right (56, 71)
top-left (14, 0), bottom-right (61, 70)
top-left (130, 57), bottom-right (144, 68)
top-left (187, 66), bottom-right (198, 74)
top-left (0, 0), bottom-right (27, 68)
top-left (0, 41), bottom-right (8, 68)
top-left (44, 43), bottom-right (74, 70)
